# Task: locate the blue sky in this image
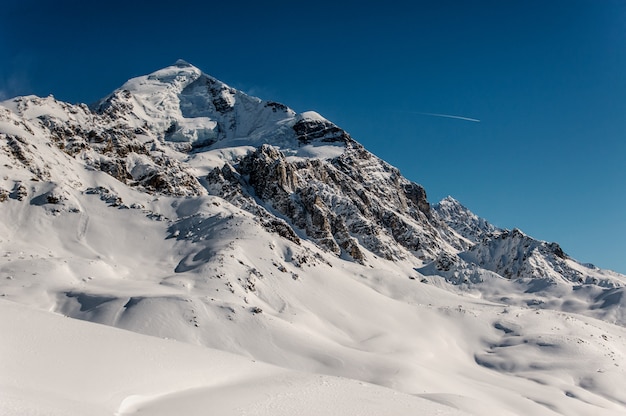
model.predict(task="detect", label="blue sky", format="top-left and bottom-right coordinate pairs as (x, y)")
top-left (1, 0), bottom-right (625, 273)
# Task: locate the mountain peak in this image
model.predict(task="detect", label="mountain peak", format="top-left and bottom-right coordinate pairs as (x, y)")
top-left (93, 63), bottom-right (355, 152)
top-left (174, 58), bottom-right (194, 67)
top-left (3, 63), bottom-right (626, 416)
top-left (297, 111), bottom-right (327, 122)
top-left (434, 196), bottom-right (471, 217)
top-left (438, 195), bottom-right (461, 207)
top-left (434, 196), bottom-right (500, 243)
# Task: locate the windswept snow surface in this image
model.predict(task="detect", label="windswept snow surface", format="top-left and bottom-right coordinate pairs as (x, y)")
top-left (1, 188), bottom-right (625, 415)
top-left (2, 61), bottom-right (626, 415)
top-left (0, 299), bottom-right (469, 416)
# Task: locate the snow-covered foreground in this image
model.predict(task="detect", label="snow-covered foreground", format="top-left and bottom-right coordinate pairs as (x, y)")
top-left (1, 192), bottom-right (626, 415)
top-left (0, 299), bottom-right (469, 416)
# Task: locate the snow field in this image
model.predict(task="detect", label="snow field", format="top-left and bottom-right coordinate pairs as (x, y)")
top-left (2, 61), bottom-right (626, 415)
top-left (0, 299), bottom-right (469, 416)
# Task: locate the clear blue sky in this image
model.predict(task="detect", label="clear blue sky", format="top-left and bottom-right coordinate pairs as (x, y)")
top-left (1, 0), bottom-right (625, 273)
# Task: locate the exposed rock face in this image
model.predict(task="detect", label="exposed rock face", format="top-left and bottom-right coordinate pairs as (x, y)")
top-left (292, 113), bottom-right (352, 145)
top-left (206, 142), bottom-right (449, 262)
top-left (424, 204), bottom-right (610, 286)
top-left (433, 196), bottom-right (498, 243)
top-left (1, 60), bottom-right (619, 286)
top-left (205, 162), bottom-right (301, 246)
top-left (2, 95), bottom-right (205, 197)
top-left (461, 228), bottom-right (579, 281)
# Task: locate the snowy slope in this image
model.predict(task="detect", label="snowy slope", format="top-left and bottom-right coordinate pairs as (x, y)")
top-left (2, 61), bottom-right (626, 415)
top-left (428, 197), bottom-right (626, 325)
top-left (92, 59), bottom-right (349, 155)
top-left (2, 194), bottom-right (626, 415)
top-left (0, 299), bottom-right (470, 416)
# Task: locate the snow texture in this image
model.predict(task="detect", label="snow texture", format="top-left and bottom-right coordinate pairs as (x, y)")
top-left (1, 61), bottom-right (626, 415)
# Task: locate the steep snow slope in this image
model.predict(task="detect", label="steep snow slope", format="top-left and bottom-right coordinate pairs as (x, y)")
top-left (2, 61), bottom-right (626, 415)
top-left (94, 60), bottom-right (296, 149)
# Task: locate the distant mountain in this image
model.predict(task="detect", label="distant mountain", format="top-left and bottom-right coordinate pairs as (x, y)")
top-left (433, 196), bottom-right (500, 243)
top-left (2, 61), bottom-right (626, 415)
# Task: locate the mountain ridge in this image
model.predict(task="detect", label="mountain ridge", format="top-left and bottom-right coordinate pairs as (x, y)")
top-left (1, 60), bottom-right (623, 290)
top-left (1, 61), bottom-right (626, 415)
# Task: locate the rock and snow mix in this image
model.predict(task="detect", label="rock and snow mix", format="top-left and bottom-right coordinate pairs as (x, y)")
top-left (1, 61), bottom-right (625, 415)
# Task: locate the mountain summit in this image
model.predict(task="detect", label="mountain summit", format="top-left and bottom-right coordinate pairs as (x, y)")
top-left (1, 62), bottom-right (626, 415)
top-left (93, 60), bottom-right (350, 153)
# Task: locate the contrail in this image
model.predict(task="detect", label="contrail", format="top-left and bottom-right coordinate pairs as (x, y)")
top-left (403, 111), bottom-right (481, 123)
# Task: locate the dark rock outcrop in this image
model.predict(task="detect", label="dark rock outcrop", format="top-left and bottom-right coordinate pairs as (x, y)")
top-left (293, 116), bottom-right (352, 145)
top-left (207, 143), bottom-right (445, 262)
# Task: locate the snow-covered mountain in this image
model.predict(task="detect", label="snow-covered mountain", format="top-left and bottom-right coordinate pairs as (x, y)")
top-left (434, 195), bottom-right (500, 243)
top-left (1, 61), bottom-right (626, 416)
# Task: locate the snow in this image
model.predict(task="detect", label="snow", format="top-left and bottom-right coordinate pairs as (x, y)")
top-left (0, 299), bottom-right (469, 416)
top-left (94, 61), bottom-right (302, 150)
top-left (2, 187), bottom-right (625, 415)
top-left (297, 110), bottom-right (328, 122)
top-left (2, 62), bottom-right (626, 416)
top-left (166, 117), bottom-right (217, 143)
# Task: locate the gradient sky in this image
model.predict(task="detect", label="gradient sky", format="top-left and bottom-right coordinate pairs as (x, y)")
top-left (1, 0), bottom-right (625, 273)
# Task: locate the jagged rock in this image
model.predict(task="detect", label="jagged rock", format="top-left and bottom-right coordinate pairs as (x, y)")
top-left (84, 186), bottom-right (124, 207)
top-left (433, 196), bottom-right (498, 243)
top-left (205, 143), bottom-right (445, 262)
top-left (6, 135), bottom-right (33, 165)
top-left (10, 182), bottom-right (28, 201)
top-left (261, 218), bottom-right (301, 245)
top-left (293, 112), bottom-right (352, 145)
top-left (460, 228), bottom-right (580, 282)
top-left (434, 252), bottom-right (457, 272)
top-left (1, 61), bottom-right (617, 289)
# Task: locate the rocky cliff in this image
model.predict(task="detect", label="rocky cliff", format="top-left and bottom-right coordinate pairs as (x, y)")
top-left (1, 60), bottom-right (624, 298)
